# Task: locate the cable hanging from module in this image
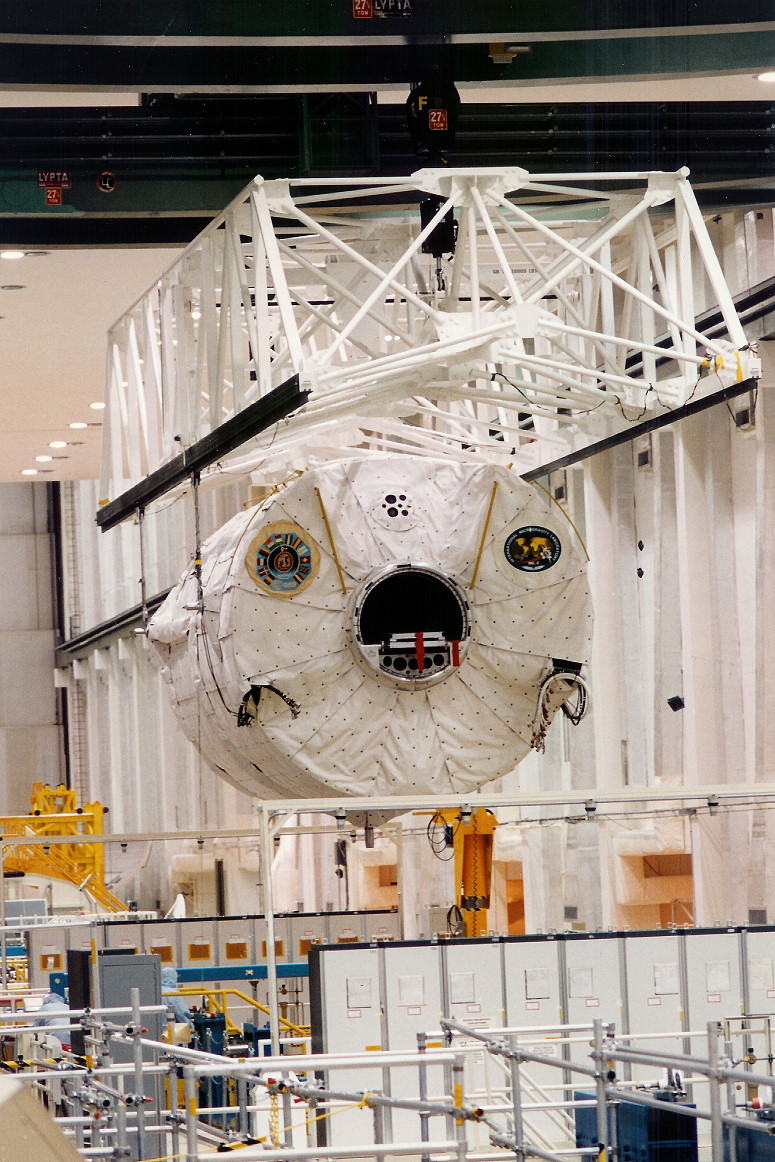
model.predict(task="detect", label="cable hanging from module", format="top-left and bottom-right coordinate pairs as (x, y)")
top-left (530, 660), bottom-right (589, 752)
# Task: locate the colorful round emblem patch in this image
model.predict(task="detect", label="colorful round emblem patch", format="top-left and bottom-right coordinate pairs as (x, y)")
top-left (245, 521), bottom-right (319, 596)
top-left (504, 526), bottom-right (561, 572)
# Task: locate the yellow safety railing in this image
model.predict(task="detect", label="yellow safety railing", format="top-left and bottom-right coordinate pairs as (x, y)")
top-left (176, 986), bottom-right (309, 1041)
top-left (0, 783), bottom-right (125, 913)
top-left (6, 958), bottom-right (28, 987)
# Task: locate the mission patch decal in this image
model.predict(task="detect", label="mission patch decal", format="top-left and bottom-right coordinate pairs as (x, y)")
top-left (504, 526), bottom-right (561, 572)
top-left (245, 521), bottom-right (320, 596)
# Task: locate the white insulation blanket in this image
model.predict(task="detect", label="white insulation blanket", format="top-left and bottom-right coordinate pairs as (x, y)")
top-left (147, 456), bottom-right (592, 800)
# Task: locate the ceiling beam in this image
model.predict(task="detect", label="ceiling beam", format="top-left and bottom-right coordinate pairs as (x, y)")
top-left (1, 3), bottom-right (773, 41)
top-left (0, 34), bottom-right (773, 92)
top-left (0, 5), bottom-right (773, 91)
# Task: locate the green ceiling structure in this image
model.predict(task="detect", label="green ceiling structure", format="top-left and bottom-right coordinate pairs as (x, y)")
top-left (0, 4), bottom-right (772, 243)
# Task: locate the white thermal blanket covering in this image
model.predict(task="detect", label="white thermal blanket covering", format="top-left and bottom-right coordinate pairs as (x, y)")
top-left (147, 456), bottom-right (592, 800)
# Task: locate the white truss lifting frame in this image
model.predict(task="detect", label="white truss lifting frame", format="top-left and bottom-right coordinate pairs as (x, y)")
top-left (100, 166), bottom-right (760, 500)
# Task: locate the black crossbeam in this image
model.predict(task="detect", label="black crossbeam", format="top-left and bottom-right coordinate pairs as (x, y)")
top-left (521, 377), bottom-right (758, 483)
top-left (96, 374), bottom-right (308, 532)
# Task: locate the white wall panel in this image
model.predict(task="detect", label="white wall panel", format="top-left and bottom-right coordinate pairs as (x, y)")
top-left (288, 913), bottom-right (327, 961)
top-left (215, 918), bottom-right (254, 966)
top-left (738, 928), bottom-right (775, 1067)
top-left (0, 632), bottom-right (56, 727)
top-left (381, 942), bottom-right (445, 1145)
top-left (327, 912), bottom-right (365, 946)
top-left (103, 921), bottom-right (140, 956)
top-left (623, 931), bottom-right (684, 1083)
top-left (318, 944), bottom-right (383, 1147)
top-left (318, 943), bottom-right (383, 1050)
top-left (443, 940), bottom-right (504, 1148)
top-left (564, 936), bottom-right (622, 1068)
top-left (27, 926), bottom-right (69, 989)
top-left (28, 923), bottom-right (101, 990)
top-left (503, 936), bottom-right (563, 1028)
top-left (179, 917), bottom-right (217, 970)
top-left (684, 929), bottom-right (744, 1111)
top-left (140, 920), bottom-right (181, 966)
top-left (742, 928), bottom-right (775, 1011)
top-left (684, 929), bottom-right (743, 1028)
top-left (363, 911), bottom-right (401, 943)
top-left (311, 928), bottom-right (775, 1154)
top-left (501, 936), bottom-right (571, 1148)
top-left (67, 923), bottom-right (100, 958)
top-left (0, 535), bottom-right (53, 632)
top-left (444, 939), bottom-right (503, 1026)
top-left (381, 942), bottom-right (443, 1050)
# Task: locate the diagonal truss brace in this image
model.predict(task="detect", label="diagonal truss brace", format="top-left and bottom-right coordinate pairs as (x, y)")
top-left (100, 166), bottom-right (759, 505)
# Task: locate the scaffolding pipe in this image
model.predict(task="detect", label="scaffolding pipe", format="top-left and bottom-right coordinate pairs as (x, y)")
top-left (185, 1064), bottom-right (199, 1162)
top-left (708, 1021), bottom-right (724, 1162)
top-left (605, 1044), bottom-right (775, 1091)
top-left (260, 803), bottom-right (281, 1056)
top-left (197, 1142), bottom-right (467, 1162)
top-left (129, 987), bottom-right (147, 1161)
top-left (604, 1084), bottom-right (710, 1122)
top-left (267, 1080), bottom-right (474, 1120)
top-left (508, 1041), bottom-right (525, 1162)
top-left (170, 1047), bottom-right (460, 1074)
top-left (440, 1019), bottom-right (595, 1040)
top-left (417, 1030), bottom-right (431, 1162)
top-left (489, 1129), bottom-right (588, 1162)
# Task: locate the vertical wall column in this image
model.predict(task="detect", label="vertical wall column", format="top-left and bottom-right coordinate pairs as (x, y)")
top-left (754, 347), bottom-right (775, 919)
top-left (0, 483), bottom-right (64, 814)
top-left (584, 452), bottom-right (627, 789)
top-left (521, 821), bottom-right (567, 933)
top-left (673, 412), bottom-right (727, 925)
top-left (584, 452), bottom-right (627, 928)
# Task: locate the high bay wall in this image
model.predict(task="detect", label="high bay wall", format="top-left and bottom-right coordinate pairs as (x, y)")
top-left (41, 196), bottom-right (775, 929)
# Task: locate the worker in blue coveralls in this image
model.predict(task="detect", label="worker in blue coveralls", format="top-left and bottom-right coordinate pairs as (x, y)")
top-left (33, 990), bottom-right (70, 1030)
top-left (161, 966), bottom-right (194, 1027)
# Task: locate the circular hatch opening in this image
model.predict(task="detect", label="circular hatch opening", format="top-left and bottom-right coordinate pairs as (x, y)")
top-left (351, 563), bottom-right (470, 685)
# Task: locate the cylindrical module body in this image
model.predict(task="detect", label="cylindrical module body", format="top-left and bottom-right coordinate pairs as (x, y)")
top-left (147, 456), bottom-right (592, 800)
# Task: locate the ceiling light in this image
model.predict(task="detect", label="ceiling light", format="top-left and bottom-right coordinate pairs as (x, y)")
top-left (69, 422), bottom-right (88, 429)
top-left (758, 71), bottom-right (775, 82)
top-left (21, 468), bottom-right (37, 476)
top-left (35, 455), bottom-right (53, 463)
top-left (49, 441), bottom-right (67, 449)
top-left (0, 251), bottom-right (24, 260)
top-left (0, 284), bottom-right (24, 291)
top-left (89, 401), bottom-right (106, 410)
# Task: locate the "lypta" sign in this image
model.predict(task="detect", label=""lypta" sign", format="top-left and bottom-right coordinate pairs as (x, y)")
top-left (37, 171), bottom-right (71, 188)
top-left (353, 0), bottom-right (413, 17)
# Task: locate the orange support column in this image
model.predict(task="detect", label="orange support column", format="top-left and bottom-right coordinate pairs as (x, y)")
top-left (455, 807), bottom-right (497, 938)
top-left (417, 807), bottom-right (499, 937)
